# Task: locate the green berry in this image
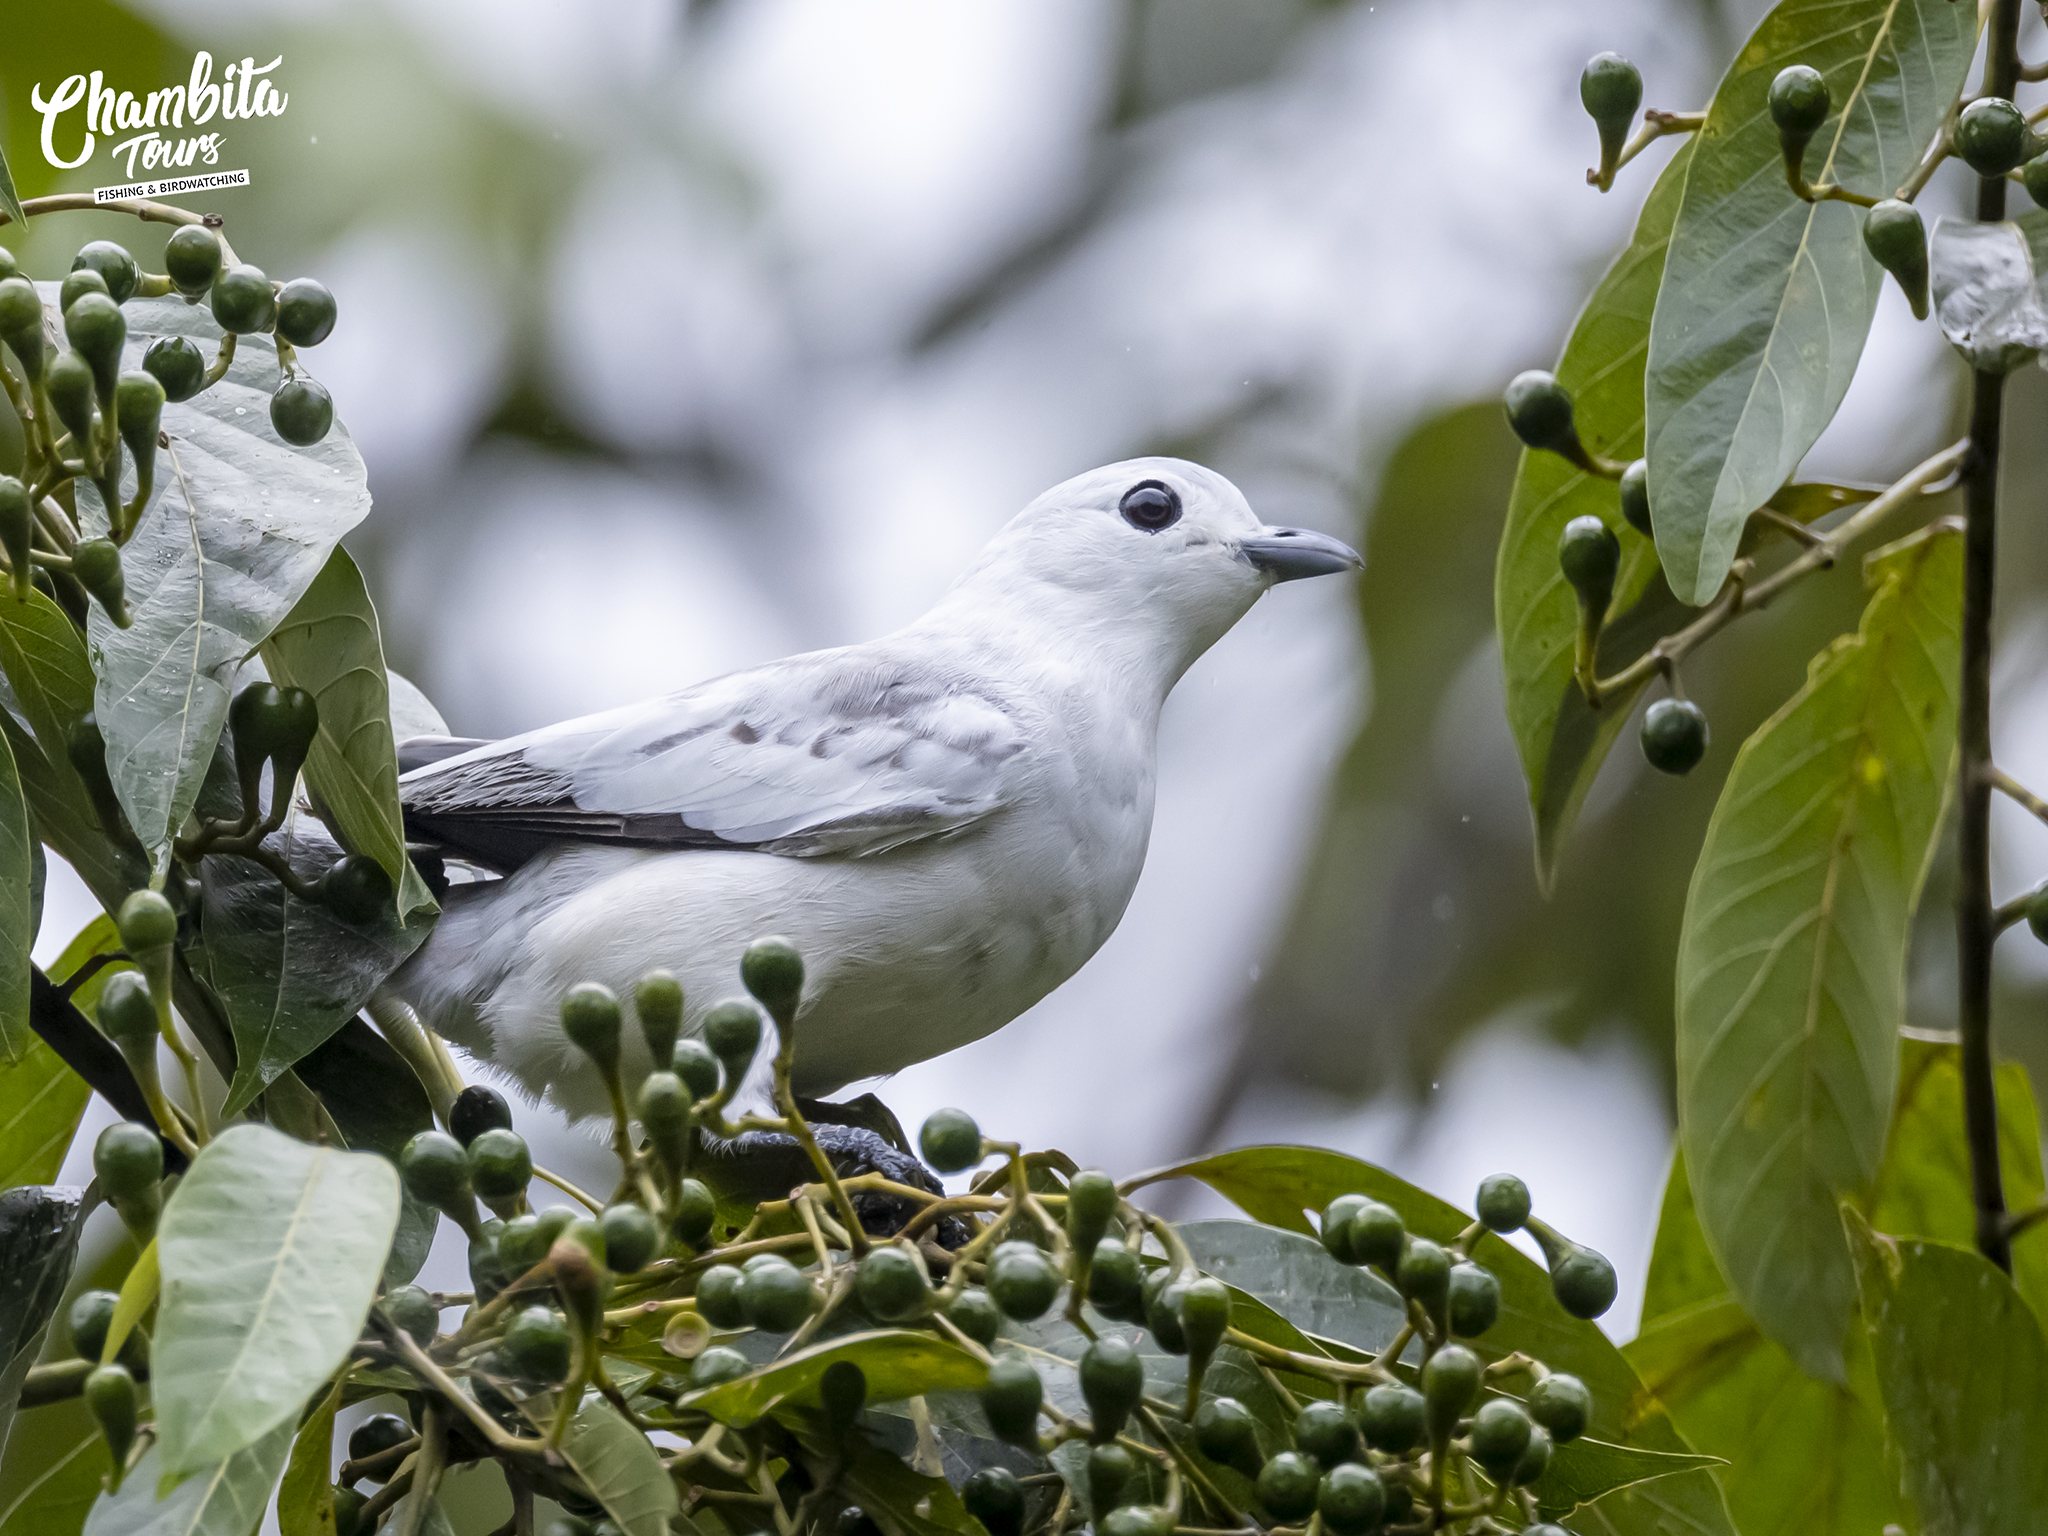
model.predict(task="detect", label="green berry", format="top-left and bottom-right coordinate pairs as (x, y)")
top-left (1254, 1451), bottom-right (1319, 1522)
top-left (672, 1038), bottom-right (720, 1100)
top-left (689, 1345), bottom-right (752, 1390)
top-left (142, 336), bottom-right (207, 403)
top-left (854, 1244), bottom-right (929, 1323)
top-left (84, 1364), bottom-right (138, 1475)
top-left (1099, 1508), bottom-right (1171, 1536)
top-left (1086, 1239), bottom-right (1145, 1320)
top-left (946, 1286), bottom-right (1002, 1346)
top-left (469, 1221), bottom-right (512, 1302)
top-left (115, 366), bottom-right (164, 455)
top-left (0, 278), bottom-right (45, 380)
top-left (501, 1206), bottom-right (575, 1274)
top-left (601, 1203), bottom-right (661, 1274)
top-left (64, 293), bottom-right (126, 396)
top-left (1580, 53), bottom-right (1643, 167)
top-left (638, 1071), bottom-right (690, 1166)
top-left (1178, 1275), bottom-right (1230, 1362)
top-left (1476, 1173), bottom-right (1531, 1233)
top-left (1088, 1442), bottom-right (1136, 1512)
top-left (1194, 1395), bottom-right (1261, 1471)
top-left (820, 1358), bottom-right (866, 1434)
top-left (0, 477), bottom-right (31, 597)
top-left (696, 1264), bottom-right (747, 1329)
top-left (1516, 1424), bottom-right (1555, 1485)
top-left (2025, 152), bottom-right (2048, 210)
top-left (72, 242), bottom-right (138, 306)
top-left (1423, 1343), bottom-right (1483, 1441)
top-left (980, 1354), bottom-right (1044, 1447)
top-left (398, 1129), bottom-right (472, 1212)
top-left (1397, 1237), bottom-right (1452, 1315)
top-left (271, 377), bottom-right (334, 447)
top-left (1863, 199), bottom-right (1929, 320)
top-left (1359, 1383), bottom-right (1426, 1453)
top-left (702, 998), bottom-right (762, 1074)
top-left (211, 265), bottom-right (275, 334)
top-left (562, 983), bottom-right (623, 1076)
top-left (1143, 1271), bottom-right (1188, 1353)
top-left (1619, 459), bottom-right (1652, 535)
top-left (961, 1467), bottom-right (1025, 1536)
top-left (503, 1305), bottom-right (573, 1383)
top-left (321, 854), bottom-right (394, 925)
top-left (740, 1254), bottom-right (815, 1331)
top-left (59, 269), bottom-right (110, 314)
top-left (986, 1240), bottom-right (1061, 1321)
top-left (1768, 65), bottom-right (1829, 138)
top-left (1468, 1397), bottom-right (1533, 1479)
top-left (1956, 96), bottom-right (2029, 177)
top-left (634, 970), bottom-right (683, 1066)
top-left (95, 971), bottom-right (157, 1047)
top-left (1558, 514), bottom-right (1620, 617)
top-left (334, 1488), bottom-right (368, 1536)
top-left (1448, 1262), bottom-right (1500, 1338)
top-left (467, 1127), bottom-right (532, 1202)
top-left (164, 226), bottom-right (223, 297)
top-left (1079, 1335), bottom-right (1145, 1442)
top-left (1066, 1167), bottom-right (1117, 1254)
top-left (68, 1290), bottom-right (119, 1361)
top-left (740, 934), bottom-right (804, 1022)
top-left (450, 1085), bottom-right (513, 1146)
top-left (671, 1178), bottom-right (715, 1245)
top-left (1350, 1199), bottom-right (1405, 1270)
top-left (73, 540), bottom-right (128, 627)
top-left (93, 1121), bottom-right (163, 1201)
top-left (275, 278), bottom-right (337, 348)
top-left (1319, 1194), bottom-right (1367, 1263)
top-left (382, 1285), bottom-right (439, 1346)
top-left (1528, 1372), bottom-right (1592, 1442)
top-left (918, 1106), bottom-right (981, 1173)
top-left (119, 888), bottom-right (177, 955)
top-left (1316, 1463), bottom-right (1386, 1536)
top-left (1504, 370), bottom-right (1582, 459)
top-left (0, 249), bottom-right (14, 281)
top-left (347, 1413), bottom-right (412, 1467)
top-left (1641, 697), bottom-right (1709, 775)
top-left (1294, 1399), bottom-right (1357, 1468)
top-left (47, 351), bottom-right (98, 447)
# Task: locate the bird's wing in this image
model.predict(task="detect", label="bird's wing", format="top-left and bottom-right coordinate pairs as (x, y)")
top-left (399, 649), bottom-right (1031, 865)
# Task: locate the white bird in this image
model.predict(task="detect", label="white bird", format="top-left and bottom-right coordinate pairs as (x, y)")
top-left (389, 457), bottom-right (1360, 1119)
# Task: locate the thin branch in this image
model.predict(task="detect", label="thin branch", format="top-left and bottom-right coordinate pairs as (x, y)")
top-left (1588, 109), bottom-right (1706, 190)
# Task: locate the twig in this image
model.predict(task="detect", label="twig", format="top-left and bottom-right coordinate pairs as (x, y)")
top-left (387, 1323), bottom-right (551, 1459)
top-left (1588, 109), bottom-right (1705, 191)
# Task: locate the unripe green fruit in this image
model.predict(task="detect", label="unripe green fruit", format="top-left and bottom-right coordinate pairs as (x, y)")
top-left (1552, 1242), bottom-right (1618, 1318)
top-left (1359, 1382), bottom-right (1426, 1453)
top-left (334, 1487), bottom-right (368, 1536)
top-left (321, 855), bottom-right (394, 924)
top-left (946, 1286), bottom-right (1002, 1346)
top-left (671, 1179), bottom-right (716, 1245)
top-left (1503, 370), bottom-right (1582, 458)
top-left (47, 351), bottom-right (98, 446)
top-left (93, 1120), bottom-right (163, 1200)
top-left (1087, 1442), bottom-right (1136, 1512)
top-left (116, 369), bottom-right (164, 472)
top-left (634, 970), bottom-right (683, 1066)
top-left (1079, 1335), bottom-right (1144, 1442)
top-left (601, 1203), bottom-right (661, 1274)
top-left (1254, 1451), bottom-right (1319, 1522)
top-left (470, 1220), bottom-right (511, 1302)
top-left (1956, 96), bottom-right (2029, 177)
top-left (961, 1467), bottom-right (1025, 1536)
top-left (1066, 1167), bottom-right (1117, 1253)
top-left (64, 294), bottom-right (126, 396)
top-left (2027, 886), bottom-right (2048, 946)
top-left (450, 1084), bottom-right (513, 1146)
top-left (741, 1254), bottom-right (815, 1331)
top-left (1178, 1275), bottom-right (1230, 1362)
top-left (855, 1244), bottom-right (929, 1322)
top-left (820, 1358), bottom-right (866, 1434)
top-left (68, 1290), bottom-right (120, 1361)
top-left (211, 265), bottom-right (276, 334)
top-left (918, 1106), bottom-right (981, 1173)
top-left (0, 278), bottom-right (45, 383)
top-left (1143, 1270), bottom-right (1188, 1353)
top-left (1475, 1172), bottom-right (1531, 1233)
top-left (1528, 1371), bottom-right (1592, 1442)
top-left (671, 1038), bottom-right (720, 1101)
top-left (271, 378), bottom-right (334, 447)
top-left (1468, 1397), bottom-right (1534, 1479)
top-left (1098, 1507), bottom-right (1172, 1536)
top-left (689, 1345), bottom-right (752, 1390)
top-left (73, 540), bottom-right (127, 626)
top-left (1641, 697), bottom-right (1709, 775)
top-left (398, 1128), bottom-right (472, 1211)
top-left (1580, 53), bottom-right (1642, 167)
top-left (382, 1284), bottom-right (439, 1346)
top-left (467, 1127), bottom-right (532, 1202)
top-left (562, 983), bottom-right (623, 1075)
top-left (73, 242), bottom-right (139, 306)
top-left (347, 1413), bottom-right (412, 1467)
top-left (1316, 1463), bottom-right (1386, 1536)
top-left (1350, 1198), bottom-right (1405, 1270)
top-left (142, 336), bottom-right (206, 403)
top-left (0, 249), bottom-right (14, 281)
top-left (1294, 1399), bottom-right (1357, 1468)
top-left (84, 1364), bottom-right (138, 1476)
top-left (1448, 1261), bottom-right (1501, 1338)
top-left (1516, 1423), bottom-right (1555, 1485)
top-left (3, 475), bottom-right (34, 589)
top-left (1383, 1481), bottom-right (1415, 1527)
top-left (638, 1070), bottom-right (690, 1157)
top-left (696, 1264), bottom-right (747, 1329)
top-left (1423, 1343), bottom-right (1483, 1440)
top-left (1768, 65), bottom-right (1829, 138)
top-left (1319, 1193), bottom-right (1366, 1263)
top-left (1396, 1236), bottom-right (1452, 1314)
top-left (1863, 199), bottom-right (1929, 320)
top-left (1086, 1239), bottom-right (1145, 1320)
top-left (504, 1305), bottom-right (573, 1383)
top-left (2025, 153), bottom-right (2048, 211)
top-left (740, 934), bottom-right (804, 1022)
top-left (60, 270), bottom-right (110, 314)
top-left (980, 1354), bottom-right (1044, 1447)
top-left (702, 999), bottom-right (762, 1074)
top-left (276, 278), bottom-right (338, 348)
top-left (1193, 1395), bottom-right (1260, 1469)
top-left (500, 1206), bottom-right (574, 1274)
top-left (95, 970), bottom-right (158, 1046)
top-left (549, 1225), bottom-right (608, 1329)
top-left (164, 226), bottom-right (224, 297)
top-left (1558, 514), bottom-right (1620, 617)
top-left (1619, 459), bottom-right (1652, 535)
top-left (987, 1240), bottom-right (1061, 1321)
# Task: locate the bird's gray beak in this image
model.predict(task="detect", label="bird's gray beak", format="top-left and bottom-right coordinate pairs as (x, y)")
top-left (1240, 526), bottom-right (1364, 582)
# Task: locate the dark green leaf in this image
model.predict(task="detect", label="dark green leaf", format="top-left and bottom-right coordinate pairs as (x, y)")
top-left (0, 731), bottom-right (28, 1063)
top-left (154, 1123), bottom-right (400, 1472)
top-left (796, 1420), bottom-right (979, 1536)
top-left (0, 1186), bottom-right (86, 1463)
top-left (1676, 524), bottom-right (1962, 1381)
top-left (1643, 0), bottom-right (1975, 603)
top-left (0, 1041), bottom-right (89, 1194)
top-left (683, 1330), bottom-right (987, 1427)
top-left (0, 147), bottom-right (23, 235)
top-left (80, 1419), bottom-right (293, 1536)
top-left (1847, 1212), bottom-right (2048, 1533)
top-left (1538, 1438), bottom-right (1723, 1522)
top-left (260, 548), bottom-right (435, 921)
top-left (277, 1380), bottom-right (340, 1536)
top-left (1177, 1217), bottom-right (1405, 1354)
top-left (0, 1405), bottom-right (107, 1536)
top-left (0, 589), bottom-right (94, 787)
top-left (538, 1397), bottom-right (677, 1536)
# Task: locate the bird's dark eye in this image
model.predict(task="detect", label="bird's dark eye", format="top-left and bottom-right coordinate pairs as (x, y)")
top-left (1119, 480), bottom-right (1181, 532)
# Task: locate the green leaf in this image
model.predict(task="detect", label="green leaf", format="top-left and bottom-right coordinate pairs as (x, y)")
top-left (260, 548), bottom-right (436, 922)
top-left (0, 590), bottom-right (95, 785)
top-left (54, 284), bottom-right (373, 866)
top-left (0, 147), bottom-right (24, 237)
top-left (0, 1042), bottom-right (89, 1194)
top-left (1676, 524), bottom-right (1962, 1381)
top-left (153, 1123), bottom-right (400, 1473)
top-left (0, 1187), bottom-right (87, 1463)
top-left (683, 1330), bottom-right (988, 1427)
top-left (1846, 1212), bottom-right (2048, 1533)
top-left (0, 731), bottom-right (29, 1064)
top-left (798, 1420), bottom-right (978, 1536)
top-left (544, 1397), bottom-right (677, 1536)
top-left (1538, 1438), bottom-right (1724, 1521)
top-left (0, 1406), bottom-right (107, 1536)
top-left (1497, 142), bottom-right (1693, 888)
top-left (277, 1380), bottom-right (340, 1536)
top-left (1643, 0), bottom-right (1975, 604)
top-left (1177, 1218), bottom-right (1406, 1355)
top-left (1929, 215), bottom-right (2048, 373)
top-left (80, 1419), bottom-right (293, 1536)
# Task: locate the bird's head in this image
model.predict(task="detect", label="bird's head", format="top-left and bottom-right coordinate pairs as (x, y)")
top-left (940, 456), bottom-right (1362, 683)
